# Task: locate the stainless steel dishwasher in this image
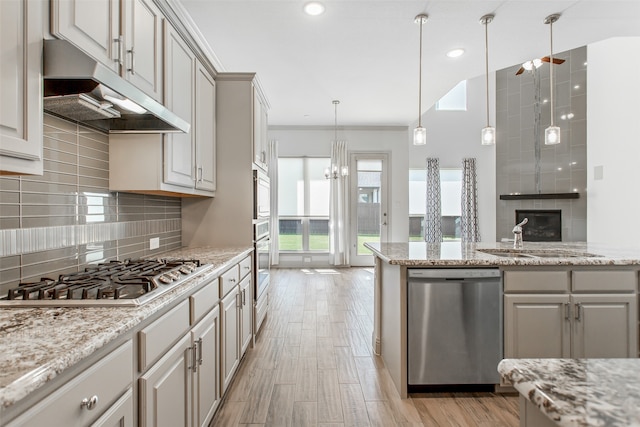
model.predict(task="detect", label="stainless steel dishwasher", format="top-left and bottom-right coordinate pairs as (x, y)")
top-left (407, 268), bottom-right (502, 390)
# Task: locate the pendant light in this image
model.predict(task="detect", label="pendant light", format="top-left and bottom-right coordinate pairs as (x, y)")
top-left (544, 14), bottom-right (561, 145)
top-left (324, 100), bottom-right (348, 179)
top-left (413, 14), bottom-right (428, 146)
top-left (480, 14), bottom-right (495, 146)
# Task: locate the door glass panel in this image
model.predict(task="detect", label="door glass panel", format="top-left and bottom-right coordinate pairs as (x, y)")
top-left (356, 159), bottom-right (382, 255)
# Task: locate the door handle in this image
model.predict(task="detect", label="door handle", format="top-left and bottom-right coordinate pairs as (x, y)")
top-left (127, 46), bottom-right (135, 75)
top-left (574, 303), bottom-right (582, 321)
top-left (564, 302), bottom-right (570, 320)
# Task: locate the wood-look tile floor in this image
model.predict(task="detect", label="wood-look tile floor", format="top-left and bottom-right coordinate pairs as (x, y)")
top-left (210, 267), bottom-right (519, 427)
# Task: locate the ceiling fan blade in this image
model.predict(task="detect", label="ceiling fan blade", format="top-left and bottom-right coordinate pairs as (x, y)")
top-left (515, 67), bottom-right (525, 75)
top-left (541, 56), bottom-right (566, 65)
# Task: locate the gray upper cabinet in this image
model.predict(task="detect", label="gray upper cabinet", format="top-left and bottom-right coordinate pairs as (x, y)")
top-left (50, 0), bottom-right (121, 74)
top-left (0, 0), bottom-right (43, 175)
top-left (109, 22), bottom-right (215, 197)
top-left (163, 22), bottom-right (196, 189)
top-left (123, 0), bottom-right (164, 101)
top-left (51, 0), bottom-right (163, 102)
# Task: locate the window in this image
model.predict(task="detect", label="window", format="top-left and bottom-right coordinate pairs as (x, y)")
top-left (435, 80), bottom-right (467, 111)
top-left (278, 157), bottom-right (330, 252)
top-left (409, 168), bottom-right (462, 241)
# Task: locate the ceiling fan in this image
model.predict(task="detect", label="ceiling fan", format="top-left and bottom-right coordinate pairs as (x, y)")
top-left (515, 56), bottom-right (565, 75)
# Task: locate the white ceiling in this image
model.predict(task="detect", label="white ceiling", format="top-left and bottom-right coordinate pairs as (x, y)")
top-left (180, 0), bottom-right (640, 127)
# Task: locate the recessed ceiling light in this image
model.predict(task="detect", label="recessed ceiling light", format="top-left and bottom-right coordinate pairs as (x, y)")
top-left (446, 48), bottom-right (465, 58)
top-left (304, 2), bottom-right (325, 16)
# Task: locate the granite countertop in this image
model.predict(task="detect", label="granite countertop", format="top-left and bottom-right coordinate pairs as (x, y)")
top-left (498, 358), bottom-right (640, 427)
top-left (0, 246), bottom-right (252, 409)
top-left (364, 241), bottom-right (640, 266)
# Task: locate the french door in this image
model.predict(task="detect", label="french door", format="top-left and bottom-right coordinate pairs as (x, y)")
top-left (349, 153), bottom-right (389, 266)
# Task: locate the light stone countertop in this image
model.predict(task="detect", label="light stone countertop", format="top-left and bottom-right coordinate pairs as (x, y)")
top-left (0, 246), bottom-right (252, 409)
top-left (364, 241), bottom-right (640, 266)
top-left (498, 358), bottom-right (640, 427)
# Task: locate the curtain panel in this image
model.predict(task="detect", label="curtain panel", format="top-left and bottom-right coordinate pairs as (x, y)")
top-left (461, 157), bottom-right (480, 242)
top-left (329, 140), bottom-right (349, 266)
top-left (424, 158), bottom-right (443, 243)
top-left (268, 140), bottom-right (279, 265)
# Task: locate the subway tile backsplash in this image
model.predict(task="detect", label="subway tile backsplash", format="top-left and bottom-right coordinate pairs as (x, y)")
top-left (0, 114), bottom-right (182, 294)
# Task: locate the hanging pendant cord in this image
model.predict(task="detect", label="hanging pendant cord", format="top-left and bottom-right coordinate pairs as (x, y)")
top-left (334, 101), bottom-right (338, 142)
top-left (484, 19), bottom-right (490, 127)
top-left (549, 21), bottom-right (554, 127)
top-left (418, 20), bottom-right (423, 127)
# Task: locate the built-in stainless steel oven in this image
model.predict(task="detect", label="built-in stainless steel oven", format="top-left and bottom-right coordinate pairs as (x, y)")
top-left (254, 227), bottom-right (270, 299)
top-left (254, 170), bottom-right (270, 219)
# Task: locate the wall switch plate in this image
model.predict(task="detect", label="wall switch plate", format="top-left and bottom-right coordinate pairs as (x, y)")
top-left (303, 256), bottom-right (311, 263)
top-left (150, 237), bottom-right (160, 250)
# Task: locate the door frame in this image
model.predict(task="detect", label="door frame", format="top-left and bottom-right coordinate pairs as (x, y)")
top-left (349, 152), bottom-right (390, 266)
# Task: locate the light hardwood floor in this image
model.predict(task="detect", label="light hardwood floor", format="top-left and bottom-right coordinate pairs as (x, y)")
top-left (211, 267), bottom-right (519, 427)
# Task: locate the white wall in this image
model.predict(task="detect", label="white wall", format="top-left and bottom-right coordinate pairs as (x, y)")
top-left (587, 37), bottom-right (640, 246)
top-left (409, 73), bottom-right (497, 241)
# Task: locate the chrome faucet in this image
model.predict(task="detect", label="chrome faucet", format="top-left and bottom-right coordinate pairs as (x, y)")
top-left (512, 218), bottom-right (528, 249)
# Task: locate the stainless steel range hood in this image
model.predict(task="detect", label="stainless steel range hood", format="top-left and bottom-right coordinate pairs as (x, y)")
top-left (43, 39), bottom-right (190, 134)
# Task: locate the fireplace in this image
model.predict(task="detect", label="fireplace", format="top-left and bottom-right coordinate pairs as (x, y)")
top-left (515, 210), bottom-right (562, 242)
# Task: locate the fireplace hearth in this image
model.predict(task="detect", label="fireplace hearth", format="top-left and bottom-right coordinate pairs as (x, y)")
top-left (516, 210), bottom-right (562, 242)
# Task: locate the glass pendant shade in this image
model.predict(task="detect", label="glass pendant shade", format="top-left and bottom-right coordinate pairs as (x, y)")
top-left (481, 126), bottom-right (496, 145)
top-left (414, 126), bottom-right (426, 145)
top-left (545, 126), bottom-right (561, 145)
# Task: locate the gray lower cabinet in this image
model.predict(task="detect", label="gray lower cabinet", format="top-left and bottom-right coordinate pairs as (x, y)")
top-left (504, 268), bottom-right (638, 360)
top-left (7, 341), bottom-right (133, 427)
top-left (221, 287), bottom-right (240, 394)
top-left (139, 283), bottom-right (223, 427)
top-left (90, 388), bottom-right (134, 427)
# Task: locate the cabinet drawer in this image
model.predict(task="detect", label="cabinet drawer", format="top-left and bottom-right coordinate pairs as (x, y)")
top-left (7, 341), bottom-right (133, 427)
top-left (504, 270), bottom-right (570, 293)
top-left (572, 270), bottom-right (637, 293)
top-left (190, 277), bottom-right (220, 324)
top-left (220, 265), bottom-right (240, 297)
top-left (239, 256), bottom-right (252, 279)
top-left (139, 299), bottom-right (189, 371)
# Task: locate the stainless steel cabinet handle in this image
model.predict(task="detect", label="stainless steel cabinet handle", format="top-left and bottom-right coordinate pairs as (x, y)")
top-left (127, 46), bottom-right (135, 75)
top-left (81, 395), bottom-right (99, 410)
top-left (190, 343), bottom-right (198, 372)
top-left (197, 338), bottom-right (203, 365)
top-left (564, 302), bottom-right (570, 320)
top-left (114, 36), bottom-right (123, 66)
top-left (575, 303), bottom-right (582, 321)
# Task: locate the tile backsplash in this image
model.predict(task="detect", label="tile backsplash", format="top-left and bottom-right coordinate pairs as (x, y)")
top-left (0, 114), bottom-right (182, 295)
top-left (495, 46), bottom-right (587, 241)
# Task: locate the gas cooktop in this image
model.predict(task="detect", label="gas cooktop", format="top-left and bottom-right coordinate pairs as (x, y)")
top-left (1, 259), bottom-right (207, 307)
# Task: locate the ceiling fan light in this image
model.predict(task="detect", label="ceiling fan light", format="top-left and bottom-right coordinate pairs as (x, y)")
top-left (532, 58), bottom-right (543, 68)
top-left (414, 126), bottom-right (426, 145)
top-left (545, 126), bottom-right (561, 145)
top-left (481, 126), bottom-right (496, 145)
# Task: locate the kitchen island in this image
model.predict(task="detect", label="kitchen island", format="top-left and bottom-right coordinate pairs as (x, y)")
top-left (365, 241), bottom-right (640, 398)
top-left (0, 246), bottom-right (252, 426)
top-left (498, 358), bottom-right (640, 426)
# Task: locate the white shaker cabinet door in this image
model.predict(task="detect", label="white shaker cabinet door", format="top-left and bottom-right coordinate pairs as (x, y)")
top-left (164, 23), bottom-right (195, 188)
top-left (50, 0), bottom-right (120, 73)
top-left (123, 0), bottom-right (164, 101)
top-left (0, 0), bottom-right (43, 175)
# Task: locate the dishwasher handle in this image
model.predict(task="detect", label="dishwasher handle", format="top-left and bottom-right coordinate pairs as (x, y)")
top-left (408, 269), bottom-right (500, 280)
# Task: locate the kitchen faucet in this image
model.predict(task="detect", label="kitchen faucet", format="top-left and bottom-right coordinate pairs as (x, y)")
top-left (512, 218), bottom-right (528, 249)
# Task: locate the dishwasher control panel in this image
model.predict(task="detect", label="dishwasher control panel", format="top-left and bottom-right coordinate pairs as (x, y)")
top-left (407, 268), bottom-right (501, 279)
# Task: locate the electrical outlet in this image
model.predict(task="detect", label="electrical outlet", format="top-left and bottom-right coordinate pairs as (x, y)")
top-left (303, 256), bottom-right (311, 263)
top-left (150, 237), bottom-right (160, 250)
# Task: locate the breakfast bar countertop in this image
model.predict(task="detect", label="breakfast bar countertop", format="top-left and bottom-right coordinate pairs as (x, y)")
top-left (498, 358), bottom-right (640, 427)
top-left (364, 241), bottom-right (640, 266)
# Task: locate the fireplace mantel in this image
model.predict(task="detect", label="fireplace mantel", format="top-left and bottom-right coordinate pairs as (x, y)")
top-left (499, 193), bottom-right (580, 200)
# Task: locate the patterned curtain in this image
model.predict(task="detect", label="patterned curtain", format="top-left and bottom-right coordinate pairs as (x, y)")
top-left (329, 140), bottom-right (349, 266)
top-left (461, 158), bottom-right (480, 242)
top-left (268, 140), bottom-right (279, 265)
top-left (424, 158), bottom-right (442, 243)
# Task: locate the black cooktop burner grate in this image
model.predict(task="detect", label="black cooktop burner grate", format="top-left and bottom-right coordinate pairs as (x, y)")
top-left (5, 259), bottom-right (201, 301)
